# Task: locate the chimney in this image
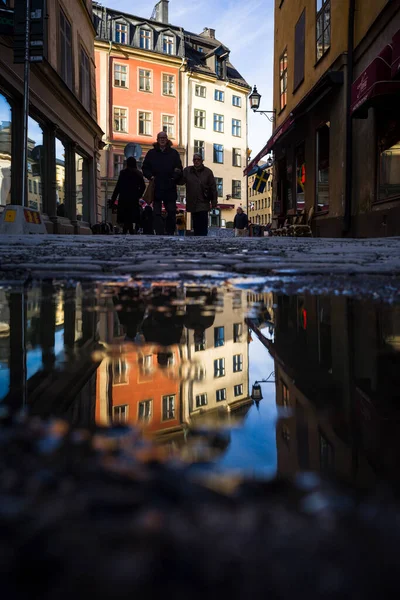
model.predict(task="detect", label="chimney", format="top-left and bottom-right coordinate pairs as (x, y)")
top-left (202, 27), bottom-right (215, 39)
top-left (154, 0), bottom-right (169, 23)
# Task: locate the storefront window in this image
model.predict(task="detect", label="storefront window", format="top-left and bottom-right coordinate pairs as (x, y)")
top-left (379, 140), bottom-right (400, 202)
top-left (295, 142), bottom-right (306, 212)
top-left (0, 93), bottom-right (12, 206)
top-left (286, 162), bottom-right (294, 211)
top-left (316, 122), bottom-right (330, 212)
top-left (56, 138), bottom-right (66, 216)
top-left (28, 117), bottom-right (43, 212)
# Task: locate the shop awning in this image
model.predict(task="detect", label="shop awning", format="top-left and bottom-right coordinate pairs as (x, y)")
top-left (392, 29), bottom-right (400, 78)
top-left (217, 203), bottom-right (235, 209)
top-left (244, 115), bottom-right (294, 175)
top-left (350, 44), bottom-right (400, 117)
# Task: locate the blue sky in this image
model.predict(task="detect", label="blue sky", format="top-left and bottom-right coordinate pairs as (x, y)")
top-left (0, 0), bottom-right (274, 157)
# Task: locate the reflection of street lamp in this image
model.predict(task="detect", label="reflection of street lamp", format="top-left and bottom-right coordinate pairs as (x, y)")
top-left (249, 85), bottom-right (276, 123)
top-left (251, 371), bottom-right (275, 401)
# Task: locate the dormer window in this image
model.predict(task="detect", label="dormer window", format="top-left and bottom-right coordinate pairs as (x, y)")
top-left (140, 28), bottom-right (152, 50)
top-left (163, 34), bottom-right (174, 55)
top-left (115, 22), bottom-right (128, 44)
top-left (215, 57), bottom-right (224, 79)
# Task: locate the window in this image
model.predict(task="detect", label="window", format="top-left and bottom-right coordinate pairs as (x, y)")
top-left (379, 140), bottom-right (400, 202)
top-left (60, 9), bottom-right (72, 89)
top-left (113, 358), bottom-right (128, 384)
top-left (216, 388), bottom-right (226, 402)
top-left (232, 180), bottom-right (241, 199)
top-left (162, 73), bottom-right (175, 96)
top-left (139, 111), bottom-right (151, 136)
top-left (234, 383), bottom-right (243, 397)
top-left (195, 393), bottom-right (207, 408)
top-left (213, 144), bottom-right (224, 163)
top-left (232, 119), bottom-right (241, 137)
top-left (294, 10), bottom-right (306, 90)
top-left (163, 35), bottom-right (174, 54)
top-left (296, 142), bottom-right (306, 211)
top-left (140, 28), bottom-right (152, 49)
top-left (162, 114), bottom-right (175, 138)
top-left (214, 326), bottom-right (224, 347)
top-left (194, 364), bottom-right (205, 381)
top-left (194, 331), bottom-right (206, 351)
top-left (279, 49), bottom-right (288, 110)
top-left (194, 140), bottom-right (205, 159)
top-left (162, 394), bottom-right (175, 420)
top-left (139, 69), bottom-right (152, 92)
top-left (214, 358), bottom-right (225, 378)
top-left (316, 122), bottom-right (330, 211)
top-left (232, 95), bottom-right (241, 107)
top-left (214, 114), bottom-right (224, 133)
top-left (113, 154), bottom-right (124, 177)
top-left (114, 64), bottom-right (128, 88)
top-left (316, 0), bottom-right (330, 61)
top-left (195, 85), bottom-right (206, 98)
top-left (233, 323), bottom-right (242, 342)
top-left (194, 109), bottom-right (206, 128)
top-left (233, 354), bottom-right (243, 372)
top-left (215, 177), bottom-right (223, 197)
top-left (215, 90), bottom-right (224, 102)
top-left (28, 179), bottom-right (32, 193)
top-left (80, 48), bottom-right (91, 111)
top-left (113, 404), bottom-right (128, 423)
top-left (113, 107), bottom-right (127, 132)
top-left (115, 22), bottom-right (128, 44)
top-left (216, 57), bottom-right (224, 78)
top-left (282, 382), bottom-right (289, 407)
top-left (138, 399), bottom-right (152, 421)
top-left (233, 148), bottom-right (241, 167)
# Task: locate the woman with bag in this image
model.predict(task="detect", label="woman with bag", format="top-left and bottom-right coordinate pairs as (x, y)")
top-left (111, 157), bottom-right (145, 234)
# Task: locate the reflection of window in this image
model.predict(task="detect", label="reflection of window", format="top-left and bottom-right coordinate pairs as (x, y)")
top-left (233, 322), bottom-right (242, 342)
top-left (194, 364), bottom-right (205, 381)
top-left (162, 73), bottom-right (175, 95)
top-left (194, 109), bottom-right (206, 128)
top-left (113, 404), bottom-right (128, 423)
top-left (282, 381), bottom-right (289, 407)
top-left (113, 358), bottom-right (128, 384)
top-left (114, 64), bottom-right (128, 87)
top-left (320, 430), bottom-right (334, 473)
top-left (317, 296), bottom-right (332, 370)
top-left (234, 383), bottom-right (243, 397)
top-left (279, 49), bottom-right (288, 110)
top-left (233, 354), bottom-right (243, 372)
top-left (28, 179), bottom-right (32, 193)
top-left (140, 28), bottom-right (152, 49)
top-left (195, 393), bottom-right (207, 407)
top-left (215, 177), bottom-right (223, 197)
top-left (316, 122), bottom-right (330, 212)
top-left (316, 0), bottom-right (331, 61)
top-left (232, 180), bottom-right (241, 199)
top-left (139, 69), bottom-right (152, 92)
top-left (114, 107), bottom-right (127, 132)
top-left (195, 85), bottom-right (206, 98)
top-left (214, 326), bottom-right (224, 347)
top-left (113, 154), bottom-right (124, 177)
top-left (215, 90), bottom-right (224, 102)
top-left (194, 331), bottom-right (206, 351)
top-left (194, 140), bottom-right (205, 159)
top-left (162, 394), bottom-right (175, 420)
top-left (162, 114), bottom-right (175, 138)
top-left (379, 139), bottom-right (400, 202)
top-left (138, 399), bottom-right (152, 421)
top-left (213, 144), bottom-right (224, 164)
top-left (213, 114), bottom-right (224, 133)
top-left (115, 22), bottom-right (128, 44)
top-left (216, 388), bottom-right (226, 402)
top-left (214, 358), bottom-right (225, 378)
top-left (139, 111), bottom-right (151, 136)
top-left (296, 142), bottom-right (306, 211)
top-left (233, 148), bottom-right (241, 167)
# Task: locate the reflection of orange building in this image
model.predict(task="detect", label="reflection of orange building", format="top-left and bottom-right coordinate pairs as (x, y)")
top-left (95, 344), bottom-right (182, 435)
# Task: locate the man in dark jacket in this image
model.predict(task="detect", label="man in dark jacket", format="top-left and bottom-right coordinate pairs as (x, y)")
top-left (142, 132), bottom-right (183, 236)
top-left (233, 206), bottom-right (249, 237)
top-left (111, 157), bottom-right (145, 234)
top-left (183, 154), bottom-right (218, 236)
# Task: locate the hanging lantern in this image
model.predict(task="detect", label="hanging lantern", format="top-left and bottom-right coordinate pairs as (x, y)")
top-left (251, 383), bottom-right (263, 401)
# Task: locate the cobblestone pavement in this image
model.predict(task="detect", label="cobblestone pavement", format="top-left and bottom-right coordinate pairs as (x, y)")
top-left (1, 235), bottom-right (400, 297)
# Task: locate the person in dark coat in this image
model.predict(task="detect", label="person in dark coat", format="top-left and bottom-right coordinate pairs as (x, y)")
top-left (111, 157), bottom-right (145, 234)
top-left (183, 154), bottom-right (217, 236)
top-left (233, 206), bottom-right (249, 237)
top-left (141, 198), bottom-right (154, 235)
top-left (142, 132), bottom-right (183, 236)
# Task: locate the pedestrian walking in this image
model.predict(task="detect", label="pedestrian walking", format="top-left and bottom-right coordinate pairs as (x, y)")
top-left (142, 132), bottom-right (183, 236)
top-left (141, 198), bottom-right (154, 235)
top-left (234, 206), bottom-right (249, 237)
top-left (110, 157), bottom-right (145, 234)
top-left (183, 153), bottom-right (217, 237)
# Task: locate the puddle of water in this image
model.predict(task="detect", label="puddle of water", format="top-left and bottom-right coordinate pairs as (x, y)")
top-left (0, 282), bottom-right (399, 490)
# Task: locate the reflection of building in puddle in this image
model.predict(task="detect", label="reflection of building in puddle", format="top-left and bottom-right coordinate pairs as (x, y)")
top-left (268, 293), bottom-right (400, 489)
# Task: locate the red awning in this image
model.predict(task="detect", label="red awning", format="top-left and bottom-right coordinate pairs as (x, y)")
top-left (351, 44), bottom-right (398, 116)
top-left (217, 203), bottom-right (235, 209)
top-left (244, 115), bottom-right (294, 175)
top-left (392, 29), bottom-right (400, 78)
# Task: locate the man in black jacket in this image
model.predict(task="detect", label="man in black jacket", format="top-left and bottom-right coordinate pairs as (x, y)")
top-left (233, 206), bottom-right (249, 237)
top-left (142, 132), bottom-right (183, 235)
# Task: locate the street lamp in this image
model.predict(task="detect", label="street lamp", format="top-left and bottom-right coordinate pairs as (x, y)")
top-left (249, 86), bottom-right (276, 123)
top-left (251, 371), bottom-right (276, 401)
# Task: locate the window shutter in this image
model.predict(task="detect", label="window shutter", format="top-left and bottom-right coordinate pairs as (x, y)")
top-left (294, 9), bottom-right (305, 91)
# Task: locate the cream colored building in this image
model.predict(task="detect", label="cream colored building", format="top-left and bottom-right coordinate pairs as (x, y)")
top-left (247, 160), bottom-right (273, 227)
